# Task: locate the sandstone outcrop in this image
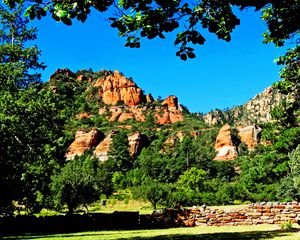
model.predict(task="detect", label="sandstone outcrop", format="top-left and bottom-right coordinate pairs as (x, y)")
top-left (98, 97), bottom-right (183, 124)
top-left (94, 70), bottom-right (144, 106)
top-left (240, 87), bottom-right (283, 124)
top-left (146, 94), bottom-right (154, 103)
top-left (77, 112), bottom-right (93, 119)
top-left (237, 125), bottom-right (261, 149)
top-left (93, 132), bottom-right (116, 162)
top-left (128, 132), bottom-right (147, 158)
top-left (162, 96), bottom-right (181, 111)
top-left (163, 131), bottom-right (185, 150)
top-left (65, 128), bottom-right (101, 160)
top-left (214, 124), bottom-right (238, 160)
top-left (155, 96), bottom-right (183, 124)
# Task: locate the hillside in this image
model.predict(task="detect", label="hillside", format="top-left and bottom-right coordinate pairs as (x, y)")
top-left (49, 68), bottom-right (289, 163)
top-left (3, 67), bottom-right (299, 215)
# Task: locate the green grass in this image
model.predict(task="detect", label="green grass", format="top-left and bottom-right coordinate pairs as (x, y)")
top-left (3, 224), bottom-right (300, 240)
top-left (87, 199), bottom-right (153, 214)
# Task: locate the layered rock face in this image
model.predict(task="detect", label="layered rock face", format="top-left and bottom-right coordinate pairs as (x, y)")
top-left (94, 70), bottom-right (144, 106)
top-left (239, 87), bottom-right (283, 124)
top-left (99, 106), bottom-right (146, 122)
top-left (237, 125), bottom-right (261, 149)
top-left (93, 132), bottom-right (115, 162)
top-left (214, 124), bottom-right (238, 161)
top-left (98, 96), bottom-right (183, 124)
top-left (204, 87), bottom-right (284, 126)
top-left (128, 132), bottom-right (147, 158)
top-left (65, 128), bottom-right (101, 160)
top-left (67, 131), bottom-right (147, 161)
top-left (214, 124), bottom-right (261, 160)
top-left (155, 96), bottom-right (183, 124)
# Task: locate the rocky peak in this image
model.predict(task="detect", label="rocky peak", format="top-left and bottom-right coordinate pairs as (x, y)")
top-left (204, 86), bottom-right (284, 126)
top-left (93, 70), bottom-right (145, 106)
top-left (146, 94), bottom-right (154, 103)
top-left (162, 95), bottom-right (182, 111)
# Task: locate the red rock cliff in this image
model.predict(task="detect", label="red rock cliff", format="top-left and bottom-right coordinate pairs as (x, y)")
top-left (94, 70), bottom-right (144, 106)
top-left (65, 128), bottom-right (101, 160)
top-left (214, 124), bottom-right (238, 161)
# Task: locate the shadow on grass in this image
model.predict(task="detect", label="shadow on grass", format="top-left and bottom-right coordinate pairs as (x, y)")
top-left (3, 228), bottom-right (300, 240)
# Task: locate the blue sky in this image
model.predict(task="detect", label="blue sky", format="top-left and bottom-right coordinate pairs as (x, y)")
top-left (33, 7), bottom-right (287, 113)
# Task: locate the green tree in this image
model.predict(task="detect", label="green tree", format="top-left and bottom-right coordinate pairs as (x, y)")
top-left (177, 167), bottom-right (206, 191)
top-left (133, 177), bottom-right (168, 209)
top-left (287, 144), bottom-right (300, 201)
top-left (107, 131), bottom-right (132, 173)
top-left (51, 154), bottom-right (101, 214)
top-left (0, 5), bottom-right (56, 214)
top-left (0, 4), bottom-right (45, 91)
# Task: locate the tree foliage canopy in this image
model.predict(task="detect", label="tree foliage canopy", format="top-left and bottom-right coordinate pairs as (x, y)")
top-left (3, 0), bottom-right (299, 60)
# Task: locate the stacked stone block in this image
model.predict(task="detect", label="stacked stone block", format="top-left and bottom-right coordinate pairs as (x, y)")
top-left (171, 202), bottom-right (300, 227)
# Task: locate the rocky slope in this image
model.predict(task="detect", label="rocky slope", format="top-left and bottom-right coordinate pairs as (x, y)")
top-left (204, 86), bottom-right (288, 160)
top-left (54, 68), bottom-right (287, 162)
top-left (54, 68), bottom-right (185, 161)
top-left (203, 86), bottom-right (284, 126)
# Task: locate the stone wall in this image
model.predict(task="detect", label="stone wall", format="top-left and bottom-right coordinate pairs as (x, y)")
top-left (174, 202), bottom-right (300, 227)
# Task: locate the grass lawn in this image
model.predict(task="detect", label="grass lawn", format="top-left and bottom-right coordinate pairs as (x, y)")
top-left (3, 224), bottom-right (300, 240)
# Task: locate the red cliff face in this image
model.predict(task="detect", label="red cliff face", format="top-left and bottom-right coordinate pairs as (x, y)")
top-left (237, 125), bottom-right (261, 150)
top-left (94, 70), bottom-right (144, 106)
top-left (214, 124), bottom-right (238, 161)
top-left (93, 132), bottom-right (116, 162)
top-left (65, 128), bottom-right (101, 160)
top-left (214, 124), bottom-right (261, 160)
top-left (71, 131), bottom-right (147, 162)
top-left (162, 96), bottom-right (181, 111)
top-left (128, 132), bottom-right (147, 158)
top-left (155, 96), bottom-right (183, 124)
top-left (98, 95), bottom-right (184, 125)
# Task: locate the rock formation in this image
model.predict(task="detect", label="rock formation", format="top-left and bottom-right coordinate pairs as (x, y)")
top-left (163, 131), bottom-right (185, 150)
top-left (155, 96), bottom-right (183, 124)
top-left (214, 124), bottom-right (238, 160)
top-left (94, 70), bottom-right (144, 106)
top-left (98, 96), bottom-right (183, 125)
top-left (237, 125), bottom-right (261, 149)
top-left (93, 132), bottom-right (115, 162)
top-left (204, 87), bottom-right (285, 126)
top-left (65, 128), bottom-right (101, 160)
top-left (146, 94), bottom-right (154, 103)
top-left (128, 132), bottom-right (147, 158)
top-left (162, 96), bottom-right (182, 111)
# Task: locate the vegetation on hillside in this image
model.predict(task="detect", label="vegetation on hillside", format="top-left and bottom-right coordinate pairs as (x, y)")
top-left (0, 2), bottom-right (300, 216)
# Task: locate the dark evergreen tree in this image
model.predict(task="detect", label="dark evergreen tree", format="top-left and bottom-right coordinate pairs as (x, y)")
top-left (107, 131), bottom-right (132, 173)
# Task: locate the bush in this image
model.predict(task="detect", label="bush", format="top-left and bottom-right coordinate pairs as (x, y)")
top-left (280, 220), bottom-right (293, 231)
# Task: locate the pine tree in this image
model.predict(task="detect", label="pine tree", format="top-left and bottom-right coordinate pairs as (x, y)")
top-left (107, 131), bottom-right (132, 173)
top-left (0, 4), bottom-right (45, 91)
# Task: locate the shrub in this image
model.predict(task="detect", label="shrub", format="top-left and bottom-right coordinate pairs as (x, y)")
top-left (280, 220), bottom-right (293, 231)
